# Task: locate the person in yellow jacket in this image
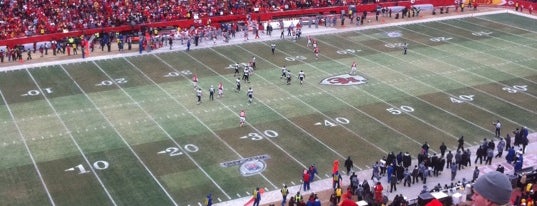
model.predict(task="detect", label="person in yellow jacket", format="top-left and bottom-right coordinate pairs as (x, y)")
top-left (335, 185), bottom-right (342, 203)
top-left (252, 187), bottom-right (261, 206)
top-left (281, 185), bottom-right (289, 206)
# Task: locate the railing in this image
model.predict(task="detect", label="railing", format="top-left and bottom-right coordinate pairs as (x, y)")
top-left (1, 0), bottom-right (534, 47)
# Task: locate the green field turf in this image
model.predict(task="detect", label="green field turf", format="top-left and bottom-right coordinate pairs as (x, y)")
top-left (1, 13), bottom-right (536, 205)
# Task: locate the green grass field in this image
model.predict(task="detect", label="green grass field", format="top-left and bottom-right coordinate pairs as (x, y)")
top-left (1, 13), bottom-right (536, 206)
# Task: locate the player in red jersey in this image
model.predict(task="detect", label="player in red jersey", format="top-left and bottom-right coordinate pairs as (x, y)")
top-left (239, 110), bottom-right (246, 127)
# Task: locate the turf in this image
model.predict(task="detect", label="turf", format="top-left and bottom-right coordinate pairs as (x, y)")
top-left (0, 13), bottom-right (536, 205)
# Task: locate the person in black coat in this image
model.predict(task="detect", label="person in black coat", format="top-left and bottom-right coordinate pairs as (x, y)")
top-left (439, 142), bottom-right (447, 157)
top-left (402, 152), bottom-right (411, 168)
top-left (344, 156), bottom-right (353, 175)
top-left (457, 136), bottom-right (465, 151)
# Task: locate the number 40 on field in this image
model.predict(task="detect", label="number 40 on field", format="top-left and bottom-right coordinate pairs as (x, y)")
top-left (450, 95), bottom-right (474, 103)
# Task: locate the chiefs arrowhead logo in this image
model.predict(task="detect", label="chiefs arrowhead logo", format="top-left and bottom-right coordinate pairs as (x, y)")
top-left (320, 74), bottom-right (367, 86)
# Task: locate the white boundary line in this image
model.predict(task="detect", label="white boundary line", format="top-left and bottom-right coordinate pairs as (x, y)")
top-left (60, 64), bottom-right (179, 205)
top-left (124, 55), bottom-right (274, 194)
top-left (237, 43), bottom-right (421, 150)
top-left (375, 22), bottom-right (537, 113)
top-left (91, 61), bottom-right (230, 201)
top-left (314, 37), bottom-right (496, 141)
top-left (429, 20), bottom-right (537, 94)
top-left (180, 51), bottom-right (319, 175)
top-left (199, 49), bottom-right (365, 170)
top-left (342, 25), bottom-right (534, 128)
top-left (340, 29), bottom-right (523, 128)
top-left (0, 81), bottom-right (56, 206)
top-left (284, 38), bottom-right (477, 143)
top-left (24, 68), bottom-right (118, 205)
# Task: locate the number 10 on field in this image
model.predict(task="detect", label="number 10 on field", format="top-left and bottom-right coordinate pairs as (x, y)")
top-left (64, 161), bottom-right (110, 174)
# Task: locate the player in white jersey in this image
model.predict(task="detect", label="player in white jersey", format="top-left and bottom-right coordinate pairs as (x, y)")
top-left (236, 77), bottom-right (241, 92)
top-left (243, 66), bottom-right (250, 83)
top-left (307, 36), bottom-right (312, 47)
top-left (281, 66), bottom-right (287, 79)
top-left (298, 70), bottom-right (305, 85)
top-left (286, 70), bottom-right (292, 85)
top-left (251, 56), bottom-right (256, 69)
top-left (247, 87), bottom-right (253, 104)
top-left (209, 85), bottom-right (215, 101)
top-left (350, 61), bottom-right (357, 75)
top-left (233, 63), bottom-right (240, 77)
top-left (196, 88), bottom-right (202, 104)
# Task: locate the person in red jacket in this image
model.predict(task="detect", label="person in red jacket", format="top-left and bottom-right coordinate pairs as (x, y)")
top-left (302, 169), bottom-right (311, 191)
top-left (374, 181), bottom-right (384, 205)
top-left (339, 193), bottom-right (358, 206)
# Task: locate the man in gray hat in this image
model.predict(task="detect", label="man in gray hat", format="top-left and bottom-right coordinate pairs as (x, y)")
top-left (471, 171), bottom-right (513, 206)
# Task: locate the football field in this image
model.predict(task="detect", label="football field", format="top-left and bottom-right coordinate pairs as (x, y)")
top-left (1, 12), bottom-right (536, 206)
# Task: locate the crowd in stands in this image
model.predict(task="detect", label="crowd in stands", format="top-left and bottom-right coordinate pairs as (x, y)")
top-left (326, 126), bottom-right (533, 206)
top-left (0, 0), bottom-right (358, 40)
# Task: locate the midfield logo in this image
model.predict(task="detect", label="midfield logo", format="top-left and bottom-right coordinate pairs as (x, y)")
top-left (320, 74), bottom-right (367, 86)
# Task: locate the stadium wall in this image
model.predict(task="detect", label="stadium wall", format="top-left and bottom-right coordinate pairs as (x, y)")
top-left (0, 0), bottom-right (534, 48)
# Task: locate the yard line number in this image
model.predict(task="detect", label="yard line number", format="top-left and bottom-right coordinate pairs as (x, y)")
top-left (241, 130), bottom-right (279, 141)
top-left (336, 49), bottom-right (361, 55)
top-left (95, 78), bottom-right (127, 86)
top-left (225, 63), bottom-right (249, 70)
top-left (450, 95), bottom-right (474, 103)
top-left (502, 85), bottom-right (527, 93)
top-left (323, 117), bottom-right (350, 127)
top-left (471, 31), bottom-right (493, 36)
top-left (21, 87), bottom-right (53, 96)
top-left (65, 160), bottom-right (109, 174)
top-left (285, 56), bottom-right (307, 61)
top-left (430, 37), bottom-right (453, 42)
top-left (384, 43), bottom-right (406, 49)
top-left (387, 105), bottom-right (414, 115)
top-left (163, 70), bottom-right (193, 77)
top-left (157, 144), bottom-right (199, 157)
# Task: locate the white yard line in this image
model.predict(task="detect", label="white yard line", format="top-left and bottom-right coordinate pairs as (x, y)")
top-left (60, 64), bottom-right (180, 205)
top-left (0, 83), bottom-right (56, 206)
top-left (200, 49), bottom-right (364, 171)
top-left (315, 37), bottom-right (496, 141)
top-left (179, 52), bottom-right (319, 177)
top-left (240, 44), bottom-right (421, 150)
top-left (25, 68), bottom-right (118, 205)
top-left (92, 61), bottom-right (231, 201)
top-left (334, 29), bottom-right (534, 128)
top-left (285, 39), bottom-right (472, 143)
top-left (126, 55), bottom-right (274, 194)
top-left (428, 20), bottom-right (537, 87)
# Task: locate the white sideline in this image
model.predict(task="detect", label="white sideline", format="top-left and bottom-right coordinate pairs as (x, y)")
top-left (1, 8), bottom-right (535, 206)
top-left (0, 9), bottom-right (520, 73)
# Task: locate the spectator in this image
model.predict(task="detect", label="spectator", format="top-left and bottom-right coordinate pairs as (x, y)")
top-left (471, 171), bottom-right (513, 206)
top-left (373, 182), bottom-right (384, 205)
top-left (472, 166), bottom-right (480, 182)
top-left (344, 156), bottom-right (353, 175)
top-left (496, 138), bottom-right (505, 158)
top-left (439, 142), bottom-right (447, 157)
